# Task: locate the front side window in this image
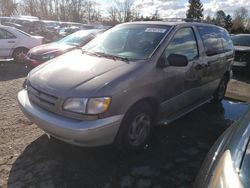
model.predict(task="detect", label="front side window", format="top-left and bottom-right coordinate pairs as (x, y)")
top-left (163, 27), bottom-right (198, 63)
top-left (83, 24), bottom-right (171, 60)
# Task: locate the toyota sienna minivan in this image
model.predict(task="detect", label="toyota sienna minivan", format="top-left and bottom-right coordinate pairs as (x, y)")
top-left (18, 21), bottom-right (234, 153)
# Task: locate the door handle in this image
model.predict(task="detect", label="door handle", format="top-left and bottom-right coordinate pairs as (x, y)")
top-left (8, 41), bottom-right (15, 43)
top-left (194, 63), bottom-right (208, 70)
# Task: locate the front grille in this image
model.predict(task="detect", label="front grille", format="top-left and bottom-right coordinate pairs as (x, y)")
top-left (27, 85), bottom-right (58, 111)
top-left (234, 51), bottom-right (249, 62)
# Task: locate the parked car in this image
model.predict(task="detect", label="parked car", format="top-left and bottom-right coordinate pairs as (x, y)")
top-left (59, 26), bottom-right (81, 37)
top-left (0, 17), bottom-right (10, 25)
top-left (231, 34), bottom-right (250, 76)
top-left (195, 107), bottom-right (250, 188)
top-left (25, 29), bottom-right (104, 69)
top-left (0, 25), bottom-right (43, 62)
top-left (18, 21), bottom-right (234, 153)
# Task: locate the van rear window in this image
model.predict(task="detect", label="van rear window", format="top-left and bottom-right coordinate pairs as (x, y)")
top-left (197, 26), bottom-right (233, 56)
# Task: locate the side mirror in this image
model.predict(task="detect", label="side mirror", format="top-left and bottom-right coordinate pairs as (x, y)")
top-left (168, 54), bottom-right (188, 67)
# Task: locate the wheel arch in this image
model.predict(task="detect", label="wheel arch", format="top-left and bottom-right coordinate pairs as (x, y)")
top-left (126, 97), bottom-right (160, 120)
top-left (12, 46), bottom-right (30, 57)
top-left (223, 71), bottom-right (230, 83)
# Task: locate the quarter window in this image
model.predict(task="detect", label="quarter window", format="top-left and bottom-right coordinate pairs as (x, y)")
top-left (163, 27), bottom-right (198, 63)
top-left (197, 26), bottom-right (232, 56)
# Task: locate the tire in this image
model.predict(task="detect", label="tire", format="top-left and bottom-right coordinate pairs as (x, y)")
top-left (12, 48), bottom-right (29, 63)
top-left (115, 102), bottom-right (154, 153)
top-left (212, 76), bottom-right (228, 103)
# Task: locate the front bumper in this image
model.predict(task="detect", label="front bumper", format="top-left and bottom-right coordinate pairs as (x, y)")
top-left (25, 57), bottom-right (44, 69)
top-left (17, 90), bottom-right (123, 147)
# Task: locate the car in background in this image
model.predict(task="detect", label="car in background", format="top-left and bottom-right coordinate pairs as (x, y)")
top-left (59, 26), bottom-right (80, 38)
top-left (0, 25), bottom-right (43, 62)
top-left (41, 20), bottom-right (61, 31)
top-left (25, 29), bottom-right (104, 69)
top-left (231, 34), bottom-right (250, 77)
top-left (0, 17), bottom-right (10, 25)
top-left (195, 107), bottom-right (250, 188)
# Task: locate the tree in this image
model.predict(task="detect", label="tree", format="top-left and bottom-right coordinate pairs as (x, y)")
top-left (151, 10), bottom-right (161, 21)
top-left (225, 14), bottom-right (233, 31)
top-left (0, 0), bottom-right (18, 16)
top-left (232, 7), bottom-right (249, 33)
top-left (186, 0), bottom-right (203, 20)
top-left (215, 10), bottom-right (226, 27)
top-left (107, 0), bottom-right (135, 23)
top-left (205, 15), bottom-right (212, 23)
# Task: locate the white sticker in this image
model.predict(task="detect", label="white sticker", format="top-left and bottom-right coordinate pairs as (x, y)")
top-left (145, 28), bottom-right (166, 33)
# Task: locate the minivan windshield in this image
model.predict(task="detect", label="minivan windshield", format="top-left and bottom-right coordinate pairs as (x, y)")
top-left (232, 35), bottom-right (250, 47)
top-left (83, 24), bottom-right (171, 60)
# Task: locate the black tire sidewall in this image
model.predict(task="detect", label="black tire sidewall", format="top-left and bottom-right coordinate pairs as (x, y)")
top-left (213, 77), bottom-right (228, 103)
top-left (13, 48), bottom-right (28, 63)
top-left (115, 102), bottom-right (154, 153)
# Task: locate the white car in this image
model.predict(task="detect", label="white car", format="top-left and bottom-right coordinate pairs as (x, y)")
top-left (0, 25), bottom-right (44, 62)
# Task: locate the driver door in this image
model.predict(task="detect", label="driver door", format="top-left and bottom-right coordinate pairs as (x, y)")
top-left (158, 27), bottom-right (205, 116)
top-left (0, 28), bottom-right (17, 58)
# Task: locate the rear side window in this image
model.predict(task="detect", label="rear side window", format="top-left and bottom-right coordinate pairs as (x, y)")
top-left (164, 27), bottom-right (198, 61)
top-left (197, 26), bottom-right (232, 56)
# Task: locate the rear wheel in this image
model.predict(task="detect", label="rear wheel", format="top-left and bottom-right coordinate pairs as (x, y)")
top-left (212, 76), bottom-right (228, 103)
top-left (12, 48), bottom-right (29, 63)
top-left (115, 102), bottom-right (154, 153)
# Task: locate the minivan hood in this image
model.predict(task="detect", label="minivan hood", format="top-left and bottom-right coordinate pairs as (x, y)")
top-left (29, 50), bottom-right (127, 97)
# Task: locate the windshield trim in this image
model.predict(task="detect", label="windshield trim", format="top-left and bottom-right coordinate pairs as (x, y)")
top-left (147, 25), bottom-right (174, 60)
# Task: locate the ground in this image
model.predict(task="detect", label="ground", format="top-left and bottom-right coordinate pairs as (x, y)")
top-left (0, 63), bottom-right (249, 188)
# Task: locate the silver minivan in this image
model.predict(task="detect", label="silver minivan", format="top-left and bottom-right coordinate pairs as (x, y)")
top-left (18, 21), bottom-right (234, 152)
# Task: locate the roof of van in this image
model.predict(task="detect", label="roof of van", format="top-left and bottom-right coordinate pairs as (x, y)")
top-left (122, 21), bottom-right (221, 28)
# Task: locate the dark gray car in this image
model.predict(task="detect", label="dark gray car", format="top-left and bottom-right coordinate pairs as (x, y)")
top-left (231, 34), bottom-right (250, 77)
top-left (195, 107), bottom-right (250, 188)
top-left (18, 21), bottom-right (234, 152)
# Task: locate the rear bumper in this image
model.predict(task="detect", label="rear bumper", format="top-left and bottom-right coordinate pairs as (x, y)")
top-left (17, 90), bottom-right (123, 147)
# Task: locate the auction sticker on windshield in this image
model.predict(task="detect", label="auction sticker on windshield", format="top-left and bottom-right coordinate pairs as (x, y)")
top-left (145, 28), bottom-right (167, 33)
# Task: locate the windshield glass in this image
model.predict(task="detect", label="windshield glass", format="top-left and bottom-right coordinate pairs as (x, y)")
top-left (83, 24), bottom-right (171, 60)
top-left (58, 29), bottom-right (100, 46)
top-left (232, 35), bottom-right (250, 47)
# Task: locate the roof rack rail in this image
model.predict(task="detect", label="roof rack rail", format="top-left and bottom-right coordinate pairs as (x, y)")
top-left (161, 17), bottom-right (209, 24)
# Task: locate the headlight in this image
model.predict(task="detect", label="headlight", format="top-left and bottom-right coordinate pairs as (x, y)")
top-left (41, 53), bottom-right (56, 61)
top-left (63, 97), bottom-right (111, 115)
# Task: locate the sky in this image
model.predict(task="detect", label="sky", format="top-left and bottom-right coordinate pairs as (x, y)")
top-left (97, 0), bottom-right (250, 18)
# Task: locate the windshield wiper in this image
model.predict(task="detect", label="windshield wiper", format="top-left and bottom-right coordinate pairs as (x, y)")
top-left (82, 49), bottom-right (102, 57)
top-left (95, 52), bottom-right (130, 63)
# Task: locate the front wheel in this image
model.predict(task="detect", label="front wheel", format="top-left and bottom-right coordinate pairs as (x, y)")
top-left (212, 76), bottom-right (228, 103)
top-left (115, 102), bottom-right (154, 153)
top-left (12, 48), bottom-right (29, 63)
